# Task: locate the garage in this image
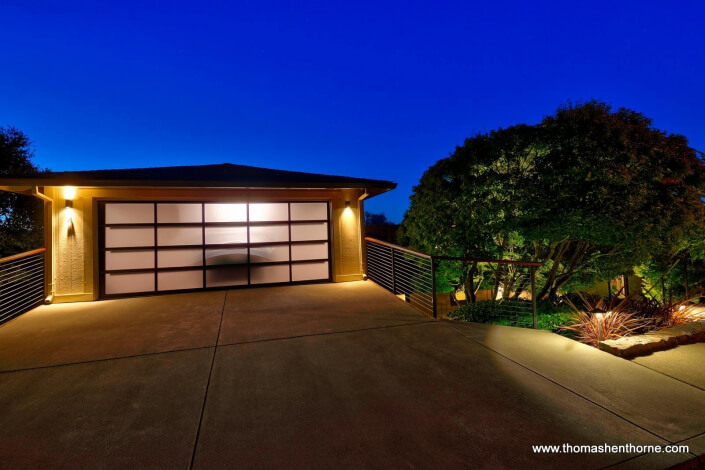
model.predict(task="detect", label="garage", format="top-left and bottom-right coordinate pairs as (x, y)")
top-left (0, 162), bottom-right (395, 304)
top-left (99, 201), bottom-right (331, 298)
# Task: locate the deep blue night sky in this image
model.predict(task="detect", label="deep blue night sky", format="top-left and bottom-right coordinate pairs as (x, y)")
top-left (1, 1), bottom-right (703, 222)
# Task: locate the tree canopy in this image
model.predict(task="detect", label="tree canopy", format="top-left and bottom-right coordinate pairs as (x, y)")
top-left (398, 102), bottom-right (705, 299)
top-left (364, 211), bottom-right (393, 225)
top-left (0, 126), bottom-right (44, 257)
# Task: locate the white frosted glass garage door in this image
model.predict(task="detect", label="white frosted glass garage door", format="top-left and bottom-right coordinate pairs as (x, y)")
top-left (100, 201), bottom-right (330, 298)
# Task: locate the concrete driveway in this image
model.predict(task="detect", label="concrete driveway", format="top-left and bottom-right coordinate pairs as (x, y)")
top-left (0, 281), bottom-right (703, 469)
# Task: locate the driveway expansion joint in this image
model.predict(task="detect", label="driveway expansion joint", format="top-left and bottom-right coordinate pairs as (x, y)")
top-left (215, 319), bottom-right (439, 349)
top-left (0, 344), bottom-right (216, 375)
top-left (189, 290), bottom-right (228, 470)
top-left (630, 360), bottom-right (705, 393)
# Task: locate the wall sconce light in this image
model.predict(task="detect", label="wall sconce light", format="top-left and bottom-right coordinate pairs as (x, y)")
top-left (63, 186), bottom-right (77, 201)
top-left (63, 186), bottom-right (76, 227)
top-left (345, 201), bottom-right (351, 208)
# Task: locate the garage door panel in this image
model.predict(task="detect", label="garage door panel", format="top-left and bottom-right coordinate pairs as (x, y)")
top-left (250, 245), bottom-right (289, 263)
top-left (157, 227), bottom-right (203, 246)
top-left (206, 267), bottom-right (248, 287)
top-left (158, 249), bottom-right (203, 268)
top-left (205, 226), bottom-right (247, 245)
top-left (205, 248), bottom-right (248, 266)
top-left (158, 270), bottom-right (203, 291)
top-left (249, 203), bottom-right (288, 222)
top-left (250, 225), bottom-right (289, 243)
top-left (251, 264), bottom-right (290, 284)
top-left (105, 272), bottom-right (155, 295)
top-left (290, 202), bottom-right (327, 221)
top-left (106, 250), bottom-right (155, 271)
top-left (291, 242), bottom-right (328, 261)
top-left (291, 222), bottom-right (327, 241)
top-left (105, 203), bottom-right (154, 224)
top-left (157, 203), bottom-right (202, 223)
top-left (292, 261), bottom-right (329, 281)
top-left (204, 203), bottom-right (247, 223)
top-left (105, 227), bottom-right (154, 248)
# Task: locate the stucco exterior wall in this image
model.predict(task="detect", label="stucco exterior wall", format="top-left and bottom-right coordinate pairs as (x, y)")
top-left (47, 186), bottom-right (365, 302)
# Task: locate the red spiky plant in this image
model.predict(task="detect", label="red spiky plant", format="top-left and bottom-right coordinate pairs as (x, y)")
top-left (561, 291), bottom-right (646, 348)
top-left (652, 290), bottom-right (703, 328)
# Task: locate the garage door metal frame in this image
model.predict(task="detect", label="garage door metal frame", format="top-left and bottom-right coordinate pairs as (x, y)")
top-left (97, 200), bottom-right (333, 299)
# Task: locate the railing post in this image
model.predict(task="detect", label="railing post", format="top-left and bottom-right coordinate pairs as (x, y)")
top-left (431, 256), bottom-right (437, 319)
top-left (390, 246), bottom-right (396, 295)
top-left (684, 254), bottom-right (689, 298)
top-left (531, 265), bottom-right (537, 329)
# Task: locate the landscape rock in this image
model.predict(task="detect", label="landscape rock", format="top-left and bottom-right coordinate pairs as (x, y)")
top-left (599, 319), bottom-right (705, 358)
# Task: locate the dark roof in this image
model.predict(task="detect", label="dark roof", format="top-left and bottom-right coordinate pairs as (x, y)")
top-left (0, 163), bottom-right (396, 194)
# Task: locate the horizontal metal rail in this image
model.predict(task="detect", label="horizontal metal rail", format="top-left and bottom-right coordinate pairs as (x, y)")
top-left (0, 249), bottom-right (45, 326)
top-left (364, 237), bottom-right (432, 259)
top-left (432, 255), bottom-right (543, 267)
top-left (0, 248), bottom-right (46, 264)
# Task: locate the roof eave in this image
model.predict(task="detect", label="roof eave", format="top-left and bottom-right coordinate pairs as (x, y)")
top-left (0, 177), bottom-right (396, 193)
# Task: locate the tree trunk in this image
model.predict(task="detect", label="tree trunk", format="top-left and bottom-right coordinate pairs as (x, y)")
top-left (463, 262), bottom-right (478, 303)
top-left (537, 240), bottom-right (569, 299)
top-left (492, 265), bottom-right (502, 300)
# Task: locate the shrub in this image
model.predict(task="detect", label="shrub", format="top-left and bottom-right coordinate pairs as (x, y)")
top-left (653, 292), bottom-right (703, 327)
top-left (561, 293), bottom-right (646, 347)
top-left (449, 298), bottom-right (573, 331)
top-left (450, 300), bottom-right (506, 323)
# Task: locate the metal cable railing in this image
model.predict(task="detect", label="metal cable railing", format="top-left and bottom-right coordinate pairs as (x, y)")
top-left (365, 237), bottom-right (544, 327)
top-left (0, 248), bottom-right (46, 326)
top-left (365, 238), bottom-right (435, 317)
top-left (433, 257), bottom-right (542, 328)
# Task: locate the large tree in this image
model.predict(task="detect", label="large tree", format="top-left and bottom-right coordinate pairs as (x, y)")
top-left (398, 102), bottom-right (705, 299)
top-left (0, 127), bottom-right (44, 257)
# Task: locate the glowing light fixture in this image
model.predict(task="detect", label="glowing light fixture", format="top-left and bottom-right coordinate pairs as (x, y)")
top-left (63, 186), bottom-right (77, 201)
top-left (343, 200), bottom-right (353, 216)
top-left (593, 308), bottom-right (611, 321)
top-left (593, 309), bottom-right (612, 325)
top-left (63, 186), bottom-right (77, 227)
